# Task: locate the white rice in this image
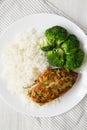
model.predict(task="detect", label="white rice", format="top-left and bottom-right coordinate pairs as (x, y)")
top-left (2, 29), bottom-right (49, 95)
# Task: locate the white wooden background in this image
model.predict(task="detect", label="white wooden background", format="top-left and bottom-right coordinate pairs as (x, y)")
top-left (0, 0), bottom-right (87, 130)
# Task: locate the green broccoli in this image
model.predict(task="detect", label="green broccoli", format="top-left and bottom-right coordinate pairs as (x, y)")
top-left (65, 49), bottom-right (84, 70)
top-left (40, 26), bottom-right (85, 71)
top-left (47, 48), bottom-right (65, 67)
top-left (45, 26), bottom-right (67, 46)
top-left (61, 34), bottom-right (79, 54)
top-left (40, 39), bottom-right (56, 51)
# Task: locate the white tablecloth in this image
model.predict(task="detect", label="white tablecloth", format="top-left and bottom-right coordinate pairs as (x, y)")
top-left (0, 0), bottom-right (87, 130)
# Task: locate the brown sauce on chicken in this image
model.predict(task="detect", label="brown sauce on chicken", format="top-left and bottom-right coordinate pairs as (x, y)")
top-left (28, 68), bottom-right (78, 104)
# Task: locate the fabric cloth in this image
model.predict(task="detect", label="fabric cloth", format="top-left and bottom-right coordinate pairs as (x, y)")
top-left (0, 0), bottom-right (87, 129)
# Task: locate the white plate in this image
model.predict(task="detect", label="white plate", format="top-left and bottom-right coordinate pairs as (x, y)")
top-left (0, 13), bottom-right (87, 117)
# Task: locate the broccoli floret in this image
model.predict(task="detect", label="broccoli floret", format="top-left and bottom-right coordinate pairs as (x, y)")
top-left (61, 34), bottom-right (79, 54)
top-left (40, 26), bottom-right (85, 71)
top-left (47, 48), bottom-right (65, 67)
top-left (45, 26), bottom-right (67, 46)
top-left (65, 49), bottom-right (84, 70)
top-left (40, 37), bottom-right (56, 51)
top-left (40, 44), bottom-right (51, 51)
top-left (40, 41), bottom-right (56, 51)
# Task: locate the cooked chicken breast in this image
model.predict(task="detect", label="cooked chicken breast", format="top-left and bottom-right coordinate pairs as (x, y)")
top-left (28, 68), bottom-right (78, 104)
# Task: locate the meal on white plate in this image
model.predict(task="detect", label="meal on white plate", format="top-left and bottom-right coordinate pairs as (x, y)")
top-left (2, 26), bottom-right (85, 105)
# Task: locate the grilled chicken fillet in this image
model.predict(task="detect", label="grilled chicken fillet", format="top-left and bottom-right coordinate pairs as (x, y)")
top-left (28, 68), bottom-right (78, 104)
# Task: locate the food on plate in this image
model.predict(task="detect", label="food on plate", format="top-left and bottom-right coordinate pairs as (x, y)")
top-left (47, 48), bottom-right (65, 67)
top-left (1, 25), bottom-right (85, 105)
top-left (40, 37), bottom-right (56, 51)
top-left (2, 30), bottom-right (49, 92)
top-left (40, 26), bottom-right (67, 51)
top-left (45, 26), bottom-right (67, 46)
top-left (61, 34), bottom-right (79, 54)
top-left (65, 49), bottom-right (84, 70)
top-left (40, 26), bottom-right (85, 70)
top-left (28, 68), bottom-right (78, 104)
